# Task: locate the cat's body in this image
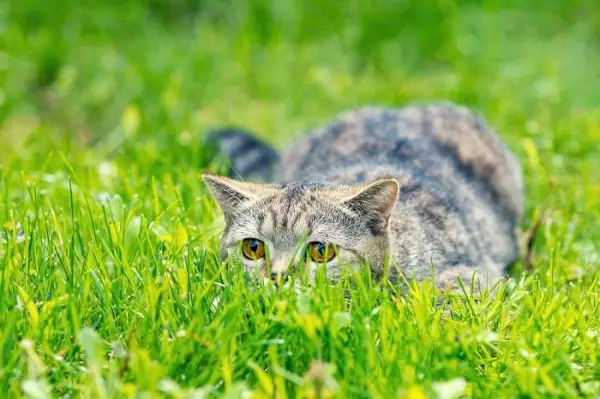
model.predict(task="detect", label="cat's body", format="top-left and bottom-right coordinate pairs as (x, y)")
top-left (203, 102), bottom-right (524, 290)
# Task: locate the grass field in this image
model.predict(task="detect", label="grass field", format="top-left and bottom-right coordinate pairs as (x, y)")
top-left (1, 0), bottom-right (599, 397)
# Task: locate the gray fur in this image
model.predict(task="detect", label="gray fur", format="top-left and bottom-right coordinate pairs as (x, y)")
top-left (203, 102), bottom-right (524, 291)
top-left (205, 127), bottom-right (279, 180)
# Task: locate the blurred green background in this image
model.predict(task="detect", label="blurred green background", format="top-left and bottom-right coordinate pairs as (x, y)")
top-left (3, 0), bottom-right (600, 260)
top-left (1, 0), bottom-right (598, 293)
top-left (1, 1), bottom-right (600, 397)
top-left (2, 0), bottom-right (600, 163)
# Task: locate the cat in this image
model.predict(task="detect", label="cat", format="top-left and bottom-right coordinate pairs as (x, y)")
top-left (202, 102), bottom-right (524, 292)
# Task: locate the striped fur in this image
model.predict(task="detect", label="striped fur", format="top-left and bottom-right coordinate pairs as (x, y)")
top-left (203, 102), bottom-right (524, 292)
top-left (205, 127), bottom-right (279, 180)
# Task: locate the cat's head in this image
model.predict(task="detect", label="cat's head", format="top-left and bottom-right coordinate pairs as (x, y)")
top-left (202, 173), bottom-right (399, 283)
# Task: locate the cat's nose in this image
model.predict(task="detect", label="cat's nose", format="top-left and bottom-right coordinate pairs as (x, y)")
top-left (269, 258), bottom-right (290, 282)
top-left (270, 271), bottom-right (286, 282)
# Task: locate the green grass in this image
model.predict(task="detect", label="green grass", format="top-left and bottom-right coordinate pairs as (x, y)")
top-left (1, 0), bottom-right (599, 397)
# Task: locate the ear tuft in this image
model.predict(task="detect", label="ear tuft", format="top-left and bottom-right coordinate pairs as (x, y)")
top-left (340, 177), bottom-right (399, 223)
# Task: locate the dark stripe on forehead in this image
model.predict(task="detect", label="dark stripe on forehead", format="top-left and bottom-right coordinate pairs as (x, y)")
top-left (256, 211), bottom-right (265, 235)
top-left (290, 193), bottom-right (318, 231)
top-left (281, 185), bottom-right (305, 230)
top-left (307, 216), bottom-right (316, 235)
top-left (289, 201), bottom-right (307, 231)
top-left (268, 205), bottom-right (278, 230)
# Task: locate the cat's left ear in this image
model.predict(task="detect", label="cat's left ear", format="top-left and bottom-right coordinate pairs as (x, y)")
top-left (202, 173), bottom-right (273, 218)
top-left (339, 177), bottom-right (399, 224)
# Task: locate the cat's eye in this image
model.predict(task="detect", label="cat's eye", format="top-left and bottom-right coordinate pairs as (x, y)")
top-left (242, 238), bottom-right (265, 260)
top-left (307, 242), bottom-right (336, 263)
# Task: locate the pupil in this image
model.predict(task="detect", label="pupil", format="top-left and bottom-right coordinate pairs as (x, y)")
top-left (318, 243), bottom-right (325, 255)
top-left (249, 240), bottom-right (258, 252)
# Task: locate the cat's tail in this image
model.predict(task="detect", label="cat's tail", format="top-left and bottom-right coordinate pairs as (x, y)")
top-left (204, 127), bottom-right (280, 181)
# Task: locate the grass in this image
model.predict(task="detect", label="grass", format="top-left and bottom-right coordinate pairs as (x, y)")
top-left (1, 0), bottom-right (599, 397)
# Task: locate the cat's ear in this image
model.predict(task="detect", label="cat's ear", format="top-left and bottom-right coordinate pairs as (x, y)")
top-left (339, 177), bottom-right (399, 224)
top-left (202, 173), bottom-right (269, 217)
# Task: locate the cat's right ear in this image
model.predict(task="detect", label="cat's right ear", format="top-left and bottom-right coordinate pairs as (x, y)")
top-left (339, 177), bottom-right (400, 224)
top-left (202, 173), bottom-right (263, 217)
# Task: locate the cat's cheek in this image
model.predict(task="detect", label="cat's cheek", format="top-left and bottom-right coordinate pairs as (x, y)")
top-left (222, 244), bottom-right (240, 262)
top-left (305, 260), bottom-right (342, 283)
top-left (324, 261), bottom-right (342, 283)
top-left (336, 249), bottom-right (364, 272)
top-left (304, 262), bottom-right (324, 283)
top-left (224, 247), bottom-right (263, 276)
top-left (241, 258), bottom-right (268, 279)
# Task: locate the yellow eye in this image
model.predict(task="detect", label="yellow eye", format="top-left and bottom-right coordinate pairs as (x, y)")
top-left (308, 242), bottom-right (336, 263)
top-left (242, 238), bottom-right (265, 260)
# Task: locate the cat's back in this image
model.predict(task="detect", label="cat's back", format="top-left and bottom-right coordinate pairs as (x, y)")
top-left (275, 102), bottom-right (524, 278)
top-left (277, 102), bottom-right (523, 221)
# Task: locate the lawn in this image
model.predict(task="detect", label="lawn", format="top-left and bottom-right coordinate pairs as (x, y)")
top-left (1, 0), bottom-right (599, 397)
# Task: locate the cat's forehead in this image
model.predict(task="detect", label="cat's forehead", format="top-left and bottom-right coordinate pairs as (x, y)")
top-left (259, 181), bottom-right (350, 211)
top-left (238, 182), bottom-right (352, 240)
top-left (217, 177), bottom-right (394, 250)
top-left (258, 183), bottom-right (332, 219)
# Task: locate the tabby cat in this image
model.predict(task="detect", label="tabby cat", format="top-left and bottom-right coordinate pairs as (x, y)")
top-left (202, 102), bottom-right (524, 291)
